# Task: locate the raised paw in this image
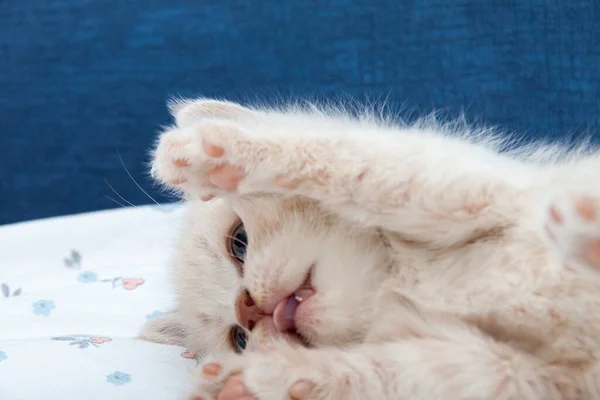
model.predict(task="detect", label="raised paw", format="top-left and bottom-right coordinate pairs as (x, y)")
top-left (546, 191), bottom-right (600, 279)
top-left (151, 120), bottom-right (238, 199)
top-left (191, 344), bottom-right (339, 400)
top-left (152, 121), bottom-right (290, 199)
top-left (151, 115), bottom-right (331, 201)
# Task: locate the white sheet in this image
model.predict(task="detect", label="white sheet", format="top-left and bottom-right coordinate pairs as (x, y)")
top-left (0, 204), bottom-right (198, 399)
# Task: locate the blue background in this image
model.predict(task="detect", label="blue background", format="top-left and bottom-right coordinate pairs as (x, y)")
top-left (1, 0), bottom-right (599, 225)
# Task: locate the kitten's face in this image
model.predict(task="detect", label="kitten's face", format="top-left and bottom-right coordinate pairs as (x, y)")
top-left (142, 195), bottom-right (389, 357)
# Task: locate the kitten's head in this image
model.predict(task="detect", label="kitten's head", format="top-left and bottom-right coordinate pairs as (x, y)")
top-left (140, 98), bottom-right (390, 357)
top-left (141, 194), bottom-right (389, 357)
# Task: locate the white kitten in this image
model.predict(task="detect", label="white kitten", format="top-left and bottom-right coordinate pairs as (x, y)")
top-left (141, 98), bottom-right (600, 400)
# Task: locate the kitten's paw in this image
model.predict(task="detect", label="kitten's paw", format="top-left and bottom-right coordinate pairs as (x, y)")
top-left (546, 191), bottom-right (600, 279)
top-left (152, 117), bottom-right (333, 199)
top-left (192, 344), bottom-right (336, 400)
top-left (150, 121), bottom-right (230, 199)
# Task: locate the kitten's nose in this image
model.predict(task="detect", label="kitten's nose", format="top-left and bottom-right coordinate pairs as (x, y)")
top-left (235, 289), bottom-right (263, 331)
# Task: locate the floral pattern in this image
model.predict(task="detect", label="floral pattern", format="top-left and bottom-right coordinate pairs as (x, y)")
top-left (63, 249), bottom-right (82, 269)
top-left (181, 350), bottom-right (200, 365)
top-left (106, 371), bottom-right (131, 386)
top-left (1, 206), bottom-right (189, 396)
top-left (32, 300), bottom-right (56, 316)
top-left (1, 283), bottom-right (21, 298)
top-left (78, 271), bottom-right (98, 283)
top-left (98, 277), bottom-right (145, 290)
top-left (52, 335), bottom-right (113, 349)
top-left (65, 251), bottom-right (145, 290)
top-left (180, 350), bottom-right (197, 359)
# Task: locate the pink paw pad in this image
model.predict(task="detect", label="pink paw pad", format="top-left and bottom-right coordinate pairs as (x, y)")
top-left (171, 178), bottom-right (187, 185)
top-left (289, 380), bottom-right (316, 400)
top-left (547, 193), bottom-right (600, 276)
top-left (202, 140), bottom-right (225, 158)
top-left (574, 198), bottom-right (600, 271)
top-left (575, 197), bottom-right (597, 221)
top-left (218, 374), bottom-right (256, 400)
top-left (549, 205), bottom-right (563, 224)
top-left (173, 158), bottom-right (191, 168)
top-left (208, 164), bottom-right (245, 191)
top-left (202, 363), bottom-right (222, 376)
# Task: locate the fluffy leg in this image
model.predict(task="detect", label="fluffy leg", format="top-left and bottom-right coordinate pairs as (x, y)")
top-left (191, 335), bottom-right (557, 400)
top-left (191, 286), bottom-right (598, 400)
top-left (152, 100), bottom-right (529, 247)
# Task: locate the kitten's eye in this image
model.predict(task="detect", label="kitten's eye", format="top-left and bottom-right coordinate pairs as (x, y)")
top-left (229, 223), bottom-right (247, 264)
top-left (229, 325), bottom-right (248, 353)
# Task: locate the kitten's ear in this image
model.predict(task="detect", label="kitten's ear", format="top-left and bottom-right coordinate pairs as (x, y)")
top-left (139, 310), bottom-right (187, 346)
top-left (166, 98), bottom-right (254, 127)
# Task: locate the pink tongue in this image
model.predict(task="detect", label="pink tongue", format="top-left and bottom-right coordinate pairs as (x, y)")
top-left (273, 296), bottom-right (299, 332)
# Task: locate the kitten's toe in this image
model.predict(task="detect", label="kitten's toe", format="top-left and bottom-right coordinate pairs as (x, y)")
top-left (192, 343), bottom-right (338, 400)
top-left (218, 374), bottom-right (257, 400)
top-left (151, 127), bottom-right (207, 196)
top-left (546, 190), bottom-right (600, 279)
top-left (288, 381), bottom-right (317, 399)
top-left (192, 358), bottom-right (246, 400)
top-left (151, 121), bottom-right (244, 198)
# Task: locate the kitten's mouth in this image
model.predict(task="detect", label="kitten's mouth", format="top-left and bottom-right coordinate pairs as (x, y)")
top-left (272, 268), bottom-right (314, 340)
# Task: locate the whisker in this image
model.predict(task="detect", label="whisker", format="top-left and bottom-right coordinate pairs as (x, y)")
top-left (104, 195), bottom-right (128, 208)
top-left (117, 149), bottom-right (160, 205)
top-left (104, 179), bottom-right (136, 207)
top-left (223, 234), bottom-right (247, 247)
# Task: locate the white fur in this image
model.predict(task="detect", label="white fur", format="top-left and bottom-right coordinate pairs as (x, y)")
top-left (142, 98), bottom-right (600, 400)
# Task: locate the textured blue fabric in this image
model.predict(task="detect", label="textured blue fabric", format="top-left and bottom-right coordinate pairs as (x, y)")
top-left (1, 0), bottom-right (599, 225)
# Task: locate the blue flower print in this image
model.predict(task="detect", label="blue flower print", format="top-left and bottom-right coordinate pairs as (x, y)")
top-left (32, 300), bottom-right (56, 316)
top-left (0, 351), bottom-right (7, 362)
top-left (107, 371), bottom-right (131, 386)
top-left (78, 271), bottom-right (98, 283)
top-left (145, 310), bottom-right (164, 320)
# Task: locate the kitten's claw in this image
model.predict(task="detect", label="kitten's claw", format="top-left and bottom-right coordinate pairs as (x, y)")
top-left (546, 190), bottom-right (600, 279)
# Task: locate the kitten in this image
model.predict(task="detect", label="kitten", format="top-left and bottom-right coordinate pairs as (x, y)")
top-left (141, 98), bottom-right (600, 400)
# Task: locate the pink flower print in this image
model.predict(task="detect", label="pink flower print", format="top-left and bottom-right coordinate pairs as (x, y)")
top-left (52, 335), bottom-right (112, 349)
top-left (181, 350), bottom-right (197, 359)
top-left (98, 277), bottom-right (145, 290)
top-left (91, 337), bottom-right (112, 344)
top-left (181, 350), bottom-right (200, 365)
top-left (122, 278), bottom-right (145, 290)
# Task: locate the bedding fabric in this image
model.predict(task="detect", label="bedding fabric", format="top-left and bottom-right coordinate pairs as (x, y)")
top-left (0, 204), bottom-right (197, 399)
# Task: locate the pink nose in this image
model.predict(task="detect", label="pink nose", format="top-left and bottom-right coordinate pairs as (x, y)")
top-left (235, 289), bottom-right (264, 331)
